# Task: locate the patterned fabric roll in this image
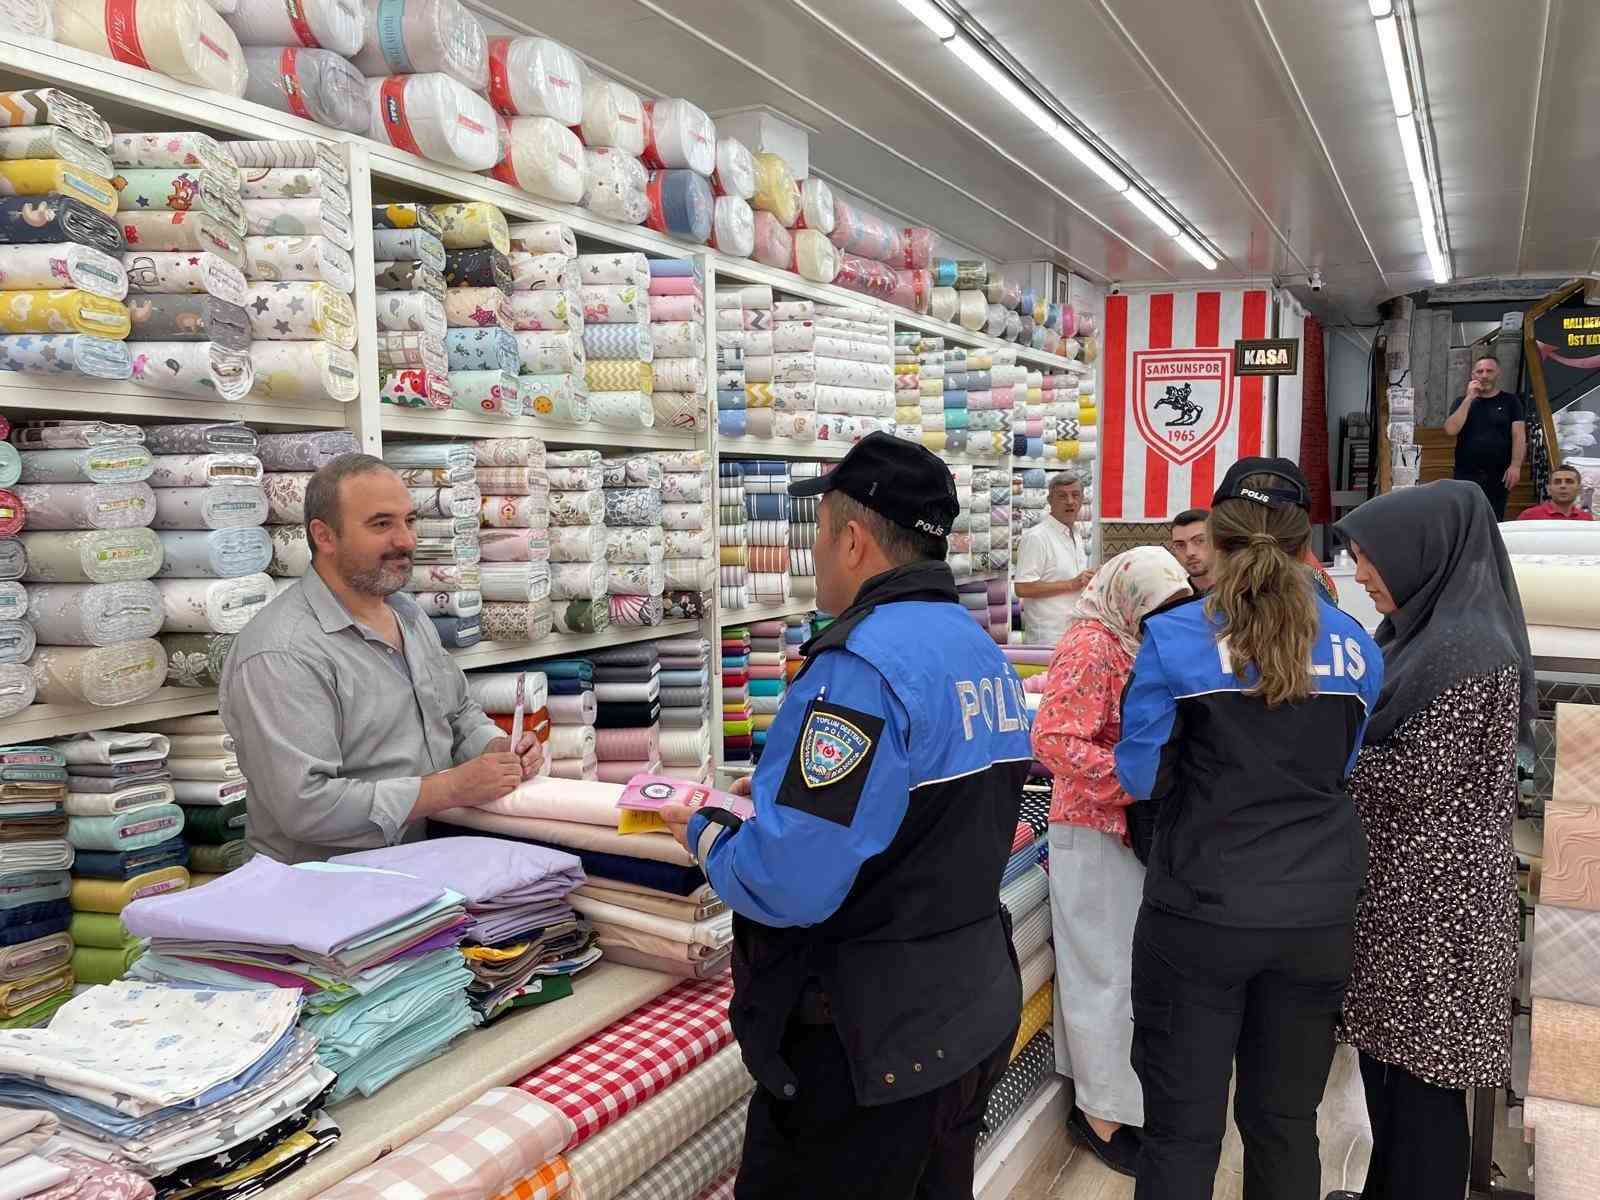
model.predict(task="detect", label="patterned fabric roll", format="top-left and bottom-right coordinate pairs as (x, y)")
top-left (551, 597), bottom-right (608, 636)
top-left (608, 593), bottom-right (663, 628)
top-left (372, 203), bottom-right (443, 236)
top-left (243, 236), bottom-right (354, 292)
top-left (603, 488), bottom-right (663, 527)
top-left (582, 323), bottom-right (652, 361)
top-left (119, 211), bottom-right (246, 270)
top-left (581, 285), bottom-right (648, 325)
top-left (516, 331), bottom-right (582, 374)
top-left (238, 167), bottom-right (351, 209)
top-left (0, 194), bottom-right (120, 253)
top-left (605, 526), bottom-right (664, 564)
top-left (128, 342), bottom-right (253, 401)
top-left (586, 360), bottom-right (654, 393)
top-left (377, 330), bottom-right (448, 372)
top-left (413, 589), bottom-right (482, 618)
top-left (161, 632), bottom-right (234, 688)
top-left (242, 198), bottom-right (354, 252)
top-left (376, 290), bottom-right (447, 337)
top-left (13, 482), bottom-right (153, 531)
top-left (575, 251), bottom-right (650, 286)
top-left (0, 124), bottom-right (108, 179)
top-left (150, 484), bottom-right (266, 531)
top-left (549, 489), bottom-right (604, 527)
top-left (0, 161), bottom-right (116, 215)
top-left (0, 333), bottom-right (130, 378)
top-left (125, 295), bottom-right (249, 349)
top-left (17, 445), bottom-right (150, 485)
top-left (481, 600), bottom-right (555, 644)
top-left (123, 251), bottom-right (245, 303)
top-left (266, 524), bottom-right (309, 576)
top-left (0, 89), bottom-right (112, 147)
top-left (507, 251), bottom-right (570, 291)
top-left (480, 494), bottom-right (547, 529)
top-left (154, 528), bottom-right (272, 579)
top-left (381, 367), bottom-right (452, 410)
top-left (24, 581), bottom-right (162, 645)
top-left (0, 244), bottom-right (125, 299)
top-left (111, 132), bottom-right (239, 181)
top-left (112, 169), bottom-right (243, 230)
top-left (445, 248), bottom-right (513, 290)
top-left (373, 227), bottom-right (445, 272)
top-left (242, 282), bottom-right (356, 347)
top-left (444, 286), bottom-right (510, 330)
top-left (431, 203), bottom-right (511, 254)
top-left (375, 261), bottom-right (446, 298)
top-left (156, 574), bottom-right (273, 633)
top-left (249, 342), bottom-right (359, 403)
top-left (256, 430), bottom-right (358, 471)
top-left (450, 369), bottom-right (518, 416)
top-left (505, 289), bottom-right (579, 333)
top-left (446, 326), bottom-right (519, 373)
top-left (29, 639), bottom-right (166, 706)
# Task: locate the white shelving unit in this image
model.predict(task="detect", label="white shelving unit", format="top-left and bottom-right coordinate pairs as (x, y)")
top-left (0, 34), bottom-right (1088, 778)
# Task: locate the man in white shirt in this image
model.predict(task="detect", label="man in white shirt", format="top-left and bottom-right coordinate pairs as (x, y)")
top-left (1015, 472), bottom-right (1092, 647)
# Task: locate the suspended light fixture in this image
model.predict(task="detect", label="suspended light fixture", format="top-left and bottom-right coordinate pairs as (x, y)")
top-left (1368, 1), bottom-right (1450, 283)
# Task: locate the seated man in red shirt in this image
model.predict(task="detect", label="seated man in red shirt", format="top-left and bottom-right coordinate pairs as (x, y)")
top-left (1519, 464), bottom-right (1593, 520)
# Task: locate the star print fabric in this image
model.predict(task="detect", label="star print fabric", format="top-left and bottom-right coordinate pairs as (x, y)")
top-left (122, 251), bottom-right (247, 305)
top-left (117, 211), bottom-right (245, 271)
top-left (111, 169), bottom-right (246, 235)
top-left (241, 283), bottom-right (357, 348)
top-left (0, 333), bottom-right (131, 378)
top-left (575, 251), bottom-right (651, 288)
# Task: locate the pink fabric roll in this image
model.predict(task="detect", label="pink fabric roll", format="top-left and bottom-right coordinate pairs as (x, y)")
top-left (889, 268), bottom-right (931, 314)
top-left (597, 759), bottom-right (659, 785)
top-left (596, 726), bottom-right (659, 761)
top-left (833, 253), bottom-right (897, 302)
top-left (900, 227), bottom-right (933, 269)
top-left (647, 276), bottom-right (700, 297)
top-left (829, 198), bottom-right (905, 263)
top-left (752, 211), bottom-right (793, 271)
top-left (649, 295), bottom-right (702, 323)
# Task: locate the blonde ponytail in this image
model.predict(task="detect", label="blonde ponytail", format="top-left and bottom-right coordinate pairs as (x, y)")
top-left (1204, 477), bottom-right (1318, 706)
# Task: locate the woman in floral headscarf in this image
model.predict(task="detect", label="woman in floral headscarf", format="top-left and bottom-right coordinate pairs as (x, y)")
top-left (1030, 546), bottom-right (1192, 1177)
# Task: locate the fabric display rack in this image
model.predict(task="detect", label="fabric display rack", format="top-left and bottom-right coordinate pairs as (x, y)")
top-left (0, 15), bottom-right (1098, 1199)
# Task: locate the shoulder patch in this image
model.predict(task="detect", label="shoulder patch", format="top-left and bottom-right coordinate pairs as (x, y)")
top-left (800, 709), bottom-right (873, 789)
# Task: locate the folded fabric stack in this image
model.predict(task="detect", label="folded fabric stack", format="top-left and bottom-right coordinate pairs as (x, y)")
top-left (981, 356), bottom-right (1025, 461)
top-left (589, 643), bottom-right (662, 786)
top-left (13, 421), bottom-right (168, 712)
top-left (657, 636), bottom-right (713, 783)
top-left (372, 202), bottom-right (452, 411)
top-left (0, 741), bottom-right (74, 1028)
top-left (0, 421), bottom-right (28, 716)
top-left (466, 670), bottom-right (552, 775)
top-left (1012, 368), bottom-right (1096, 466)
top-left (1013, 466), bottom-right (1049, 553)
top-left (742, 460), bottom-right (791, 606)
top-left (992, 472), bottom-right (1014, 583)
top-left (431, 201), bottom-right (518, 421)
top-left (0, 978), bottom-right (339, 1187)
top-left (782, 615), bottom-right (808, 684)
top-left (331, 835), bottom-right (594, 1024)
top-left (383, 440), bottom-right (483, 649)
top-left (645, 257), bottom-right (706, 434)
top-left (716, 459), bottom-right (749, 612)
top-left (744, 296), bottom-right (819, 443)
top-left (893, 331), bottom-right (922, 444)
top-left (474, 436), bottom-right (553, 647)
top-left (579, 252), bottom-right (655, 433)
top-left (721, 628), bottom-right (753, 768)
top-left (58, 730), bottom-right (185, 986)
top-left (658, 449), bottom-right (715, 620)
top-left (746, 620), bottom-right (789, 761)
top-left (946, 462), bottom-right (975, 580)
top-left (0, 89), bottom-right (132, 383)
top-left (435, 776), bottom-right (711, 920)
top-left (602, 453), bottom-right (665, 631)
top-left (968, 466), bottom-right (995, 575)
top-left (542, 659), bottom-right (599, 781)
top-left (547, 449), bottom-right (609, 637)
top-left (787, 463), bottom-right (823, 602)
top-left (358, 1), bottom-right (497, 170)
top-left (259, 428), bottom-right (361, 586)
top-left (506, 221), bottom-right (588, 425)
top-left (143, 713), bottom-right (251, 882)
top-left (810, 302), bottom-right (895, 446)
top-left (712, 284), bottom-right (748, 440)
top-left (125, 855), bottom-right (475, 1103)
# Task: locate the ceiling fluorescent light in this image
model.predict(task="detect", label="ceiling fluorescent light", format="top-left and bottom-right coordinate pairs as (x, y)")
top-left (894, 0), bottom-right (956, 40)
top-left (1124, 187), bottom-right (1180, 237)
top-left (1374, 15), bottom-right (1412, 117)
top-left (944, 35), bottom-right (1060, 136)
top-left (1368, 0), bottom-right (1393, 15)
top-left (1049, 124), bottom-right (1129, 192)
top-left (1174, 232), bottom-right (1217, 270)
top-left (1395, 114), bottom-right (1435, 227)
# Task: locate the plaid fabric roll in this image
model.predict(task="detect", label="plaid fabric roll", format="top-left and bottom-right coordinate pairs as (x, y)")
top-left (491, 1161), bottom-right (571, 1200)
top-left (612, 1101), bottom-right (745, 1200)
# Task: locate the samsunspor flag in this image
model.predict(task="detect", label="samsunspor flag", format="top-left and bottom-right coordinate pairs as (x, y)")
top-left (1102, 288), bottom-right (1271, 521)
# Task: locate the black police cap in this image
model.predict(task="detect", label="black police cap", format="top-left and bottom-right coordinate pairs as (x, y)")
top-left (787, 432), bottom-right (961, 538)
top-left (1213, 456), bottom-right (1312, 511)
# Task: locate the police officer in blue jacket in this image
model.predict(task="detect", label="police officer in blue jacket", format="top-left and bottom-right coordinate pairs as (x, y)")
top-left (663, 434), bottom-right (1034, 1199)
top-left (1116, 459), bottom-right (1384, 1200)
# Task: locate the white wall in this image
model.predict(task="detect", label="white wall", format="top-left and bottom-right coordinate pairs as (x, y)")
top-left (1325, 330), bottom-right (1373, 489)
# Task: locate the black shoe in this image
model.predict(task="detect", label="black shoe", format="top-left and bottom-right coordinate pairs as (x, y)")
top-left (1324, 1192), bottom-right (1361, 1200)
top-left (1066, 1107), bottom-right (1139, 1178)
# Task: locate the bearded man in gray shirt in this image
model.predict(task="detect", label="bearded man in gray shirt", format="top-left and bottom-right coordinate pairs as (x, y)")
top-left (220, 454), bottom-right (541, 863)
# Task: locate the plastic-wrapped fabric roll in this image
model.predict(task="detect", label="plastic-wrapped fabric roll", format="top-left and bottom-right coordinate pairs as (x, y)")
top-left (505, 289), bottom-right (578, 333)
top-left (888, 269), bottom-right (931, 314)
top-left (24, 581), bottom-right (162, 645)
top-left (445, 326), bottom-right (518, 373)
top-left (833, 253), bottom-right (897, 302)
top-left (589, 391), bottom-right (653, 429)
top-left (30, 638), bottom-right (166, 706)
top-left (507, 220), bottom-right (576, 257)
top-left (147, 452), bottom-right (259, 489)
top-left (750, 153), bottom-right (800, 227)
top-left (795, 177), bottom-right (835, 235)
top-left (248, 341), bottom-right (358, 403)
top-left (0, 195), bottom-right (120, 258)
top-left (898, 226), bottom-right (933, 270)
top-left (223, 0), bottom-right (365, 54)
top-left (0, 245), bottom-right (125, 300)
top-left (153, 528), bottom-right (271, 579)
top-left (374, 261), bottom-right (445, 298)
top-left (580, 284), bottom-right (648, 325)
top-left (548, 523), bottom-right (605, 560)
top-left (489, 116), bottom-right (584, 206)
top-left (515, 330), bottom-right (581, 373)
top-left (1076, 312), bottom-right (1097, 336)
top-left (56, 0), bottom-right (248, 96)
top-left (428, 202), bottom-right (509, 254)
top-left (156, 573), bottom-right (272, 633)
top-left (956, 290), bottom-right (987, 331)
top-left (646, 170), bottom-right (713, 244)
top-left (580, 148), bottom-right (649, 226)
top-left (153, 482), bottom-right (266, 530)
top-left (486, 36), bottom-right (583, 124)
top-left (641, 99), bottom-right (716, 177)
top-left (578, 78), bottom-right (646, 157)
top-left (829, 199), bottom-right (903, 262)
top-left (353, 0), bottom-right (487, 88)
top-left (443, 286), bottom-right (509, 330)
top-left (712, 138), bottom-right (755, 200)
top-left (0, 0), bottom-right (52, 38)
top-left (128, 343), bottom-right (253, 401)
top-left (372, 228), bottom-right (445, 271)
top-left (752, 211), bottom-right (793, 271)
top-left (586, 359), bottom-right (653, 393)
top-left (241, 282), bottom-right (355, 348)
top-left (21, 528), bottom-right (161, 582)
top-left (707, 195), bottom-right (754, 259)
top-left (367, 74), bottom-right (499, 172)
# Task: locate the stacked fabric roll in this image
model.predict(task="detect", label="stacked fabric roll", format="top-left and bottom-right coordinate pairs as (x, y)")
top-left (466, 671), bottom-right (552, 778)
top-left (258, 428), bottom-right (360, 587)
top-left (659, 450), bottom-right (715, 621)
top-left (787, 462), bottom-right (822, 603)
top-left (746, 620), bottom-right (788, 761)
top-left (373, 201), bottom-right (452, 410)
top-left (589, 642), bottom-right (662, 785)
top-left (783, 614), bottom-right (808, 684)
top-left (1013, 466), bottom-right (1050, 550)
top-left (899, 334), bottom-right (945, 454)
top-left (1012, 368), bottom-right (1096, 466)
top-left (477, 436), bottom-right (553, 648)
top-left (717, 459), bottom-right (749, 612)
top-left (602, 453), bottom-right (665, 631)
top-left (646, 257), bottom-right (707, 433)
top-left (542, 658), bottom-right (599, 781)
top-left (13, 420), bottom-right (168, 712)
top-left (811, 303), bottom-right (895, 444)
top-left (506, 221), bottom-right (585, 426)
top-left (956, 578), bottom-right (990, 635)
top-left (59, 729), bottom-right (186, 986)
top-left (721, 627), bottom-right (753, 767)
top-left (579, 251), bottom-right (654, 431)
top-left (547, 449), bottom-right (609, 639)
top-left (485, 37), bottom-right (586, 205)
top-left (224, 6), bottom-right (368, 131)
top-left (713, 286), bottom-right (747, 439)
top-left (145, 713), bottom-right (252, 882)
top-left (657, 636), bottom-right (712, 783)
top-left (970, 466), bottom-right (995, 573)
top-left (385, 440), bottom-right (484, 649)
top-left (434, 201), bottom-right (519, 420)
top-left (0, 740), bottom-right (74, 1026)
top-left (893, 331), bottom-right (922, 443)
top-left (745, 296), bottom-right (818, 443)
top-left (947, 462), bottom-right (975, 580)
top-left (742, 461), bottom-right (791, 606)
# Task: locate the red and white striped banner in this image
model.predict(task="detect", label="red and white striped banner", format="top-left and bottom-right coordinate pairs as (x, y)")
top-left (1101, 288), bottom-right (1271, 521)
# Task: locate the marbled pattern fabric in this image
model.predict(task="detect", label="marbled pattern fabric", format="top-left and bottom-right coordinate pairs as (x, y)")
top-left (142, 422), bottom-right (257, 456)
top-left (603, 488), bottom-right (662, 527)
top-left (24, 581), bottom-right (162, 645)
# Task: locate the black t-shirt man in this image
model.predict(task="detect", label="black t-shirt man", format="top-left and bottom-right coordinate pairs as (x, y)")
top-left (1445, 354), bottom-right (1525, 519)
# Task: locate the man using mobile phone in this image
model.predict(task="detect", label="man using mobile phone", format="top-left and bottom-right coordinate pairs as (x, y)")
top-left (1444, 354), bottom-right (1525, 519)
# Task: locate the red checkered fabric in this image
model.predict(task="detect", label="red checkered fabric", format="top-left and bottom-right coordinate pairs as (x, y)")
top-left (518, 976), bottom-right (734, 1149)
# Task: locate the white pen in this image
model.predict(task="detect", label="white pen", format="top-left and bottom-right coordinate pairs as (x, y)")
top-left (509, 672), bottom-right (526, 751)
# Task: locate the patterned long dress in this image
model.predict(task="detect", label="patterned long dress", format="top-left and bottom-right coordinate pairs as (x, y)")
top-left (1336, 665), bottom-right (1522, 1088)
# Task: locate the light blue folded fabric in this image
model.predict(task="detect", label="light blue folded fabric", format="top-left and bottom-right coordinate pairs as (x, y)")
top-left (67, 804), bottom-right (185, 852)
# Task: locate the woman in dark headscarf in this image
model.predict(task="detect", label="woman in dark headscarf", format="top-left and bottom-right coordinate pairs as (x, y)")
top-left (1330, 480), bottom-right (1533, 1200)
